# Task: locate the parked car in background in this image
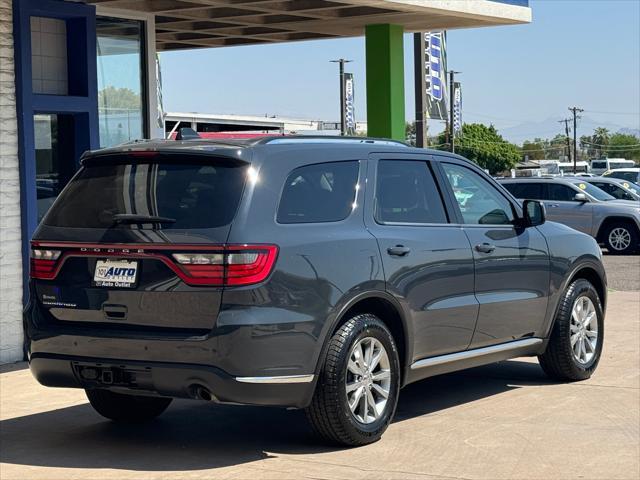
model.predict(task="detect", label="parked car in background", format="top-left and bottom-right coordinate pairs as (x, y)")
top-left (603, 168), bottom-right (640, 185)
top-left (26, 138), bottom-right (607, 446)
top-left (590, 159), bottom-right (635, 175)
top-left (575, 176), bottom-right (640, 201)
top-left (500, 177), bottom-right (640, 254)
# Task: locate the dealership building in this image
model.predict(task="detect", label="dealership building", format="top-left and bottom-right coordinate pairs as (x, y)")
top-left (0, 0), bottom-right (531, 363)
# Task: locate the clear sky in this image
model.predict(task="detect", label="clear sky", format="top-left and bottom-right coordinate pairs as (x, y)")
top-left (160, 0), bottom-right (640, 140)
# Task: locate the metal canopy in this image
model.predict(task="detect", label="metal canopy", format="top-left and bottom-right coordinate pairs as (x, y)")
top-left (86, 0), bottom-right (531, 51)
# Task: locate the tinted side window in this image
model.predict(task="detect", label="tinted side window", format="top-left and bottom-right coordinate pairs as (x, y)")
top-left (375, 160), bottom-right (447, 224)
top-left (277, 161), bottom-right (359, 224)
top-left (442, 163), bottom-right (514, 225)
top-left (503, 182), bottom-right (543, 200)
top-left (592, 182), bottom-right (613, 194)
top-left (548, 184), bottom-right (577, 201)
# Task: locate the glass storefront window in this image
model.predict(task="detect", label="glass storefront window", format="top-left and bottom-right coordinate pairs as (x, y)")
top-left (97, 17), bottom-right (146, 148)
top-left (34, 114), bottom-right (76, 221)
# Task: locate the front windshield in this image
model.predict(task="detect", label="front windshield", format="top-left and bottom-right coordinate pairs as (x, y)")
top-left (621, 182), bottom-right (640, 195)
top-left (569, 180), bottom-right (616, 201)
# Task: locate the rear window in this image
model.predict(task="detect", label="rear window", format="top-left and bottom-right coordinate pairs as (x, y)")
top-left (591, 161), bottom-right (606, 169)
top-left (277, 161), bottom-right (359, 224)
top-left (44, 160), bottom-right (247, 229)
top-left (605, 171), bottom-right (639, 183)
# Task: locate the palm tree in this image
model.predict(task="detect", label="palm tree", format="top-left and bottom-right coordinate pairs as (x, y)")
top-left (592, 128), bottom-right (610, 158)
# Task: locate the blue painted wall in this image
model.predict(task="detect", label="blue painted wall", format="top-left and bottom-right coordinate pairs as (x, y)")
top-left (13, 0), bottom-right (99, 302)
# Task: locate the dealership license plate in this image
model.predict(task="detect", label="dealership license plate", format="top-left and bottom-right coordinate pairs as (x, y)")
top-left (93, 259), bottom-right (138, 288)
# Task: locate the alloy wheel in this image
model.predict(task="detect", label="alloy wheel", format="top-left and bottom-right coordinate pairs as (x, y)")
top-left (570, 296), bottom-right (598, 365)
top-left (345, 337), bottom-right (391, 424)
top-left (608, 227), bottom-right (631, 251)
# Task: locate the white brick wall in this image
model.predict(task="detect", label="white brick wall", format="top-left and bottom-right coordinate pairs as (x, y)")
top-left (0, 0), bottom-right (24, 364)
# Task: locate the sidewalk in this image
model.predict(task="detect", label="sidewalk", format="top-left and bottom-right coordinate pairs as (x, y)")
top-left (1, 291), bottom-right (638, 480)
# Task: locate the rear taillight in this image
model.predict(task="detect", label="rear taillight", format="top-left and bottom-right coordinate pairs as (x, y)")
top-left (31, 241), bottom-right (278, 287)
top-left (29, 242), bottom-right (278, 287)
top-left (30, 249), bottom-right (62, 279)
top-left (172, 245), bottom-right (278, 286)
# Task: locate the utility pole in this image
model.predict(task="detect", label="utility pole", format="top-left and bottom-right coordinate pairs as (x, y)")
top-left (330, 59), bottom-right (352, 135)
top-left (558, 118), bottom-right (572, 163)
top-left (568, 106), bottom-right (584, 173)
top-left (448, 70), bottom-right (461, 153)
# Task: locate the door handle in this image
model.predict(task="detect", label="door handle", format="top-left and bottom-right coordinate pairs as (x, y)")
top-left (475, 243), bottom-right (496, 254)
top-left (547, 203), bottom-right (560, 208)
top-left (387, 245), bottom-right (411, 257)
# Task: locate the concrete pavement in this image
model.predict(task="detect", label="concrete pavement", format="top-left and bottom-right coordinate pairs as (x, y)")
top-left (1, 292), bottom-right (638, 480)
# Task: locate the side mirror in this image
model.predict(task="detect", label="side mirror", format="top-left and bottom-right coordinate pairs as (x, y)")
top-left (574, 193), bottom-right (588, 202)
top-left (522, 200), bottom-right (545, 227)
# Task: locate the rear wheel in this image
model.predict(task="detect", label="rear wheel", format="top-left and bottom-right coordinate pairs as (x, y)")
top-left (306, 314), bottom-right (400, 446)
top-left (85, 389), bottom-right (172, 422)
top-left (538, 279), bottom-right (604, 381)
top-left (603, 222), bottom-right (638, 254)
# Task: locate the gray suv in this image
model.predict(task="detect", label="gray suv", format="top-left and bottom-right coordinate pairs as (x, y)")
top-left (26, 138), bottom-right (606, 446)
top-left (500, 177), bottom-right (640, 254)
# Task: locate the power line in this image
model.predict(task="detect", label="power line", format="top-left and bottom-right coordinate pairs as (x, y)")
top-left (583, 110), bottom-right (640, 116)
top-left (579, 140), bottom-right (640, 148)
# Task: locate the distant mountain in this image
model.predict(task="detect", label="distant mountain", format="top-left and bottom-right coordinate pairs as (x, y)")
top-left (498, 116), bottom-right (639, 144)
top-left (618, 127), bottom-right (640, 137)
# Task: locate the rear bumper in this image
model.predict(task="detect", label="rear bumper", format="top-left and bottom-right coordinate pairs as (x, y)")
top-left (29, 353), bottom-right (315, 408)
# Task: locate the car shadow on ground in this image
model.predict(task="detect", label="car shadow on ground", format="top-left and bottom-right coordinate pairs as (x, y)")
top-left (0, 359), bottom-right (556, 472)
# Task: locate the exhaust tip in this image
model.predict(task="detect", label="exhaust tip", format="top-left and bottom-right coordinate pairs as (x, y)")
top-left (190, 384), bottom-right (212, 401)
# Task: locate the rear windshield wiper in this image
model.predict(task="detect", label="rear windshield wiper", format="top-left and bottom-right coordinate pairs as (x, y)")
top-left (112, 214), bottom-right (176, 225)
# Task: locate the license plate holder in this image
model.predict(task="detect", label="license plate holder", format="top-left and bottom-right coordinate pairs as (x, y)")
top-left (93, 259), bottom-right (138, 288)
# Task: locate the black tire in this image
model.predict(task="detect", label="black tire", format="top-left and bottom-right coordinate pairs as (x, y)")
top-left (603, 221), bottom-right (638, 255)
top-left (306, 314), bottom-right (401, 446)
top-left (538, 279), bottom-right (604, 381)
top-left (85, 389), bottom-right (172, 422)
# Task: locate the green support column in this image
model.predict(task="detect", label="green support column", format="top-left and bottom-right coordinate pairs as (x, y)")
top-left (365, 24), bottom-right (405, 140)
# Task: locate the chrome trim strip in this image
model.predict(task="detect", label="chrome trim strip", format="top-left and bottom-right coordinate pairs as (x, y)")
top-left (235, 374), bottom-right (315, 384)
top-left (410, 338), bottom-right (543, 370)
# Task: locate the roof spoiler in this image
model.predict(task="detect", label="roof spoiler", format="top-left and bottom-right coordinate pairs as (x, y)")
top-left (175, 127), bottom-right (201, 140)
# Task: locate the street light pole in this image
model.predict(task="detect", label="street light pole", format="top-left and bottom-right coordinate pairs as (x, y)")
top-left (330, 59), bottom-right (352, 136)
top-left (448, 70), bottom-right (461, 153)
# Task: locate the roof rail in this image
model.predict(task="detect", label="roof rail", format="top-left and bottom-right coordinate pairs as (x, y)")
top-left (261, 136), bottom-right (410, 147)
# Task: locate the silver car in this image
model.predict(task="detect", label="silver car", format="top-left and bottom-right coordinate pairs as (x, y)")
top-left (500, 177), bottom-right (640, 254)
top-left (576, 176), bottom-right (640, 201)
top-left (603, 168), bottom-right (640, 185)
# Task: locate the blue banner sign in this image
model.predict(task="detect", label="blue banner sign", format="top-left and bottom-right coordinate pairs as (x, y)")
top-left (343, 72), bottom-right (356, 135)
top-left (424, 31), bottom-right (448, 120)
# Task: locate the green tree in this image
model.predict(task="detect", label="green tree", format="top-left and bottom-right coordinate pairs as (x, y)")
top-left (98, 86), bottom-right (141, 110)
top-left (522, 138), bottom-right (546, 160)
top-left (405, 121), bottom-right (416, 145)
top-left (548, 133), bottom-right (569, 160)
top-left (435, 123), bottom-right (520, 174)
top-left (581, 127), bottom-right (610, 159)
top-left (604, 133), bottom-right (640, 161)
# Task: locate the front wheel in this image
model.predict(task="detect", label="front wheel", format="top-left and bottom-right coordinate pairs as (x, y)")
top-left (538, 279), bottom-right (604, 381)
top-left (85, 389), bottom-right (172, 422)
top-left (604, 222), bottom-right (638, 255)
top-left (306, 314), bottom-right (400, 446)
